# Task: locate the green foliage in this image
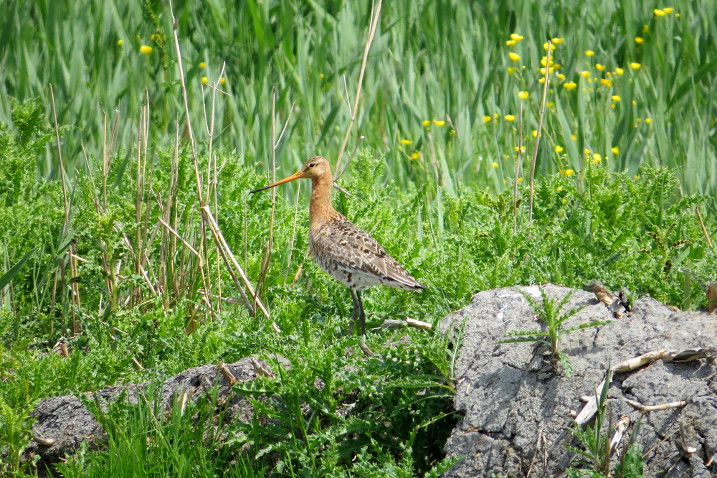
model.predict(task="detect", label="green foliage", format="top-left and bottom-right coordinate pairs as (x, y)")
top-left (227, 332), bottom-right (459, 477)
top-left (1, 2), bottom-right (716, 475)
top-left (567, 369), bottom-right (645, 478)
top-left (0, 1), bottom-right (715, 203)
top-left (499, 287), bottom-right (610, 375)
top-left (0, 396), bottom-right (33, 477)
top-left (55, 387), bottom-right (266, 478)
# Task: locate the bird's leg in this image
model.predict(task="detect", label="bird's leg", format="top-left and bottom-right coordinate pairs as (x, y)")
top-left (349, 289), bottom-right (360, 335)
top-left (356, 290), bottom-right (366, 335)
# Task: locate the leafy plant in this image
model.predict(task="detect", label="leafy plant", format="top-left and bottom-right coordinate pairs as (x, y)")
top-left (499, 287), bottom-right (610, 375)
top-left (55, 386), bottom-right (264, 478)
top-left (567, 369), bottom-right (645, 478)
top-left (0, 396), bottom-right (33, 477)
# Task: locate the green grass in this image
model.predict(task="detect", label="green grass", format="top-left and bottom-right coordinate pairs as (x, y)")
top-left (1, 1), bottom-right (717, 476)
top-left (1, 1), bottom-right (716, 201)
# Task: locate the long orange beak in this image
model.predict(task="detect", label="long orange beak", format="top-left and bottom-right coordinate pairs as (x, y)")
top-left (250, 170), bottom-right (303, 193)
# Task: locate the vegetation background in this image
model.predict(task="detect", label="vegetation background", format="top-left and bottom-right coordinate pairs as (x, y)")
top-left (1, 0), bottom-right (715, 476)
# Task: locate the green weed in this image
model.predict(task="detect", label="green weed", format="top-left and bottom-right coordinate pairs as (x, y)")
top-left (499, 287), bottom-right (610, 375)
top-left (567, 369), bottom-right (645, 478)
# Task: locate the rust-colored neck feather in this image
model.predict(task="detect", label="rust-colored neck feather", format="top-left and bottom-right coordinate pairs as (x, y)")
top-left (309, 171), bottom-right (336, 227)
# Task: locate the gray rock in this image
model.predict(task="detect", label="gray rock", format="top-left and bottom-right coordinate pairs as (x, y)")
top-left (24, 357), bottom-right (273, 473)
top-left (440, 284), bottom-right (717, 478)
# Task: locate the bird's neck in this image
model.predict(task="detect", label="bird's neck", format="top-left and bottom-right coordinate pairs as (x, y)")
top-left (309, 174), bottom-right (335, 226)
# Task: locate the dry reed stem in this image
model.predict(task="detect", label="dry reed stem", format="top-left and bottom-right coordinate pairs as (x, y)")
top-left (334, 0), bottom-right (383, 181)
top-left (695, 207), bottom-right (712, 248)
top-left (284, 182), bottom-right (302, 284)
top-left (202, 205), bottom-right (270, 318)
top-left (169, 1), bottom-right (203, 203)
top-left (217, 362), bottom-right (238, 385)
top-left (158, 218), bottom-right (202, 260)
top-left (50, 84), bottom-right (81, 335)
top-left (255, 88), bottom-right (279, 308)
top-left (623, 398), bottom-right (686, 412)
top-left (169, 1), bottom-right (226, 318)
top-left (529, 41), bottom-right (552, 222)
top-left (514, 102), bottom-right (524, 234)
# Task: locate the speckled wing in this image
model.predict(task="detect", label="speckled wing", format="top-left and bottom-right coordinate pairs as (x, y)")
top-left (310, 215), bottom-right (426, 291)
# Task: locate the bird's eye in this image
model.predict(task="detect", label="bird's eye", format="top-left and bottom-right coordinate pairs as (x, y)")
top-left (309, 163), bottom-right (316, 168)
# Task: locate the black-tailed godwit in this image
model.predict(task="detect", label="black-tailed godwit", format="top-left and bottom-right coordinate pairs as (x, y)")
top-left (251, 156), bottom-right (426, 334)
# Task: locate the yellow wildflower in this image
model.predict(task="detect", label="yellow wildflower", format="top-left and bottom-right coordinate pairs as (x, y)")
top-left (585, 50), bottom-right (595, 57)
top-left (558, 73), bottom-right (566, 81)
top-left (538, 78), bottom-right (546, 84)
top-left (139, 45), bottom-right (153, 54)
top-left (552, 38), bottom-right (564, 44)
top-left (509, 52), bottom-right (521, 62)
top-left (546, 102), bottom-right (554, 107)
top-left (642, 25), bottom-right (650, 33)
top-left (532, 130), bottom-right (538, 138)
top-left (518, 91), bottom-right (529, 99)
top-left (615, 67), bottom-right (624, 75)
top-left (483, 116), bottom-right (492, 123)
top-left (630, 62), bottom-right (641, 70)
top-left (400, 139), bottom-right (412, 145)
top-left (506, 40), bottom-right (516, 46)
top-left (654, 8), bottom-right (666, 16)
top-left (433, 120), bottom-right (446, 127)
top-left (554, 145), bottom-right (564, 153)
top-left (571, 134), bottom-right (577, 141)
top-left (592, 153), bottom-right (602, 163)
top-left (600, 79), bottom-right (612, 87)
top-left (511, 33), bottom-right (524, 42)
top-left (645, 118), bottom-right (652, 124)
top-left (556, 186), bottom-right (563, 191)
top-left (150, 34), bottom-right (160, 41)
top-left (563, 81), bottom-right (577, 90)
top-left (199, 62), bottom-right (207, 68)
top-left (410, 152), bottom-right (421, 160)
top-left (220, 77), bottom-right (226, 85)
top-left (504, 115), bottom-right (516, 122)
top-left (507, 67), bottom-right (517, 75)
top-left (561, 169), bottom-right (575, 176)
top-left (611, 146), bottom-right (620, 155)
top-left (514, 146), bottom-right (526, 153)
top-left (580, 71), bottom-right (591, 78)
top-left (517, 177), bottom-right (523, 183)
top-left (117, 39), bottom-right (123, 46)
top-left (632, 100), bottom-right (637, 105)
top-left (422, 120), bottom-right (431, 127)
top-left (635, 37), bottom-right (644, 44)
top-left (492, 162), bottom-right (499, 168)
top-left (201, 76), bottom-right (208, 84)
top-left (663, 7), bottom-right (673, 13)
top-left (595, 64), bottom-right (605, 71)
top-left (612, 95), bottom-right (621, 102)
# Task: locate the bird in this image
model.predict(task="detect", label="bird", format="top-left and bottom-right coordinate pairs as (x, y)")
top-left (250, 156), bottom-right (426, 335)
